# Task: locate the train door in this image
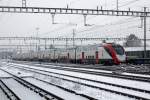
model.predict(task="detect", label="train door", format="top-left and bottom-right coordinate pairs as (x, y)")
top-left (95, 51), bottom-right (99, 64)
top-left (67, 53), bottom-right (70, 63)
top-left (82, 52), bottom-right (84, 64)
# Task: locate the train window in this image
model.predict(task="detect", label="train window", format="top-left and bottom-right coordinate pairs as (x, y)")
top-left (92, 56), bottom-right (94, 59)
top-left (112, 45), bottom-right (124, 55)
top-left (86, 56), bottom-right (88, 59)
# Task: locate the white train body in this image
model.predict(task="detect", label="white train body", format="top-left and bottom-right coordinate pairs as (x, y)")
top-left (13, 43), bottom-right (126, 65)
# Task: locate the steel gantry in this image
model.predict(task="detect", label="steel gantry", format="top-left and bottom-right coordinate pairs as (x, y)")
top-left (0, 6), bottom-right (149, 17)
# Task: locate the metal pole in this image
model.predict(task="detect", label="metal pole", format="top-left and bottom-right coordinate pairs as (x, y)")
top-left (75, 47), bottom-right (76, 63)
top-left (73, 29), bottom-right (75, 48)
top-left (36, 27), bottom-right (39, 58)
top-left (66, 37), bottom-right (68, 49)
top-left (38, 39), bottom-right (40, 51)
top-left (144, 7), bottom-right (147, 58)
top-left (117, 0), bottom-right (118, 10)
top-left (83, 14), bottom-right (87, 26)
top-left (51, 13), bottom-right (55, 24)
top-left (72, 29), bottom-right (76, 63)
top-left (45, 39), bottom-right (47, 50)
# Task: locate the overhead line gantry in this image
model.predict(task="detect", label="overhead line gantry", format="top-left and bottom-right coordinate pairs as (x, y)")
top-left (0, 6), bottom-right (149, 17)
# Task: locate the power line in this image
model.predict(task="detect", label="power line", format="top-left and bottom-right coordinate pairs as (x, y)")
top-left (119, 0), bottom-right (141, 8)
top-left (76, 17), bottom-right (138, 34)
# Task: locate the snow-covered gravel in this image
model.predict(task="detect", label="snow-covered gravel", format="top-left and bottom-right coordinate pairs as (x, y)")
top-left (31, 74), bottom-right (135, 100)
top-left (1, 62), bottom-right (150, 100)
top-left (2, 78), bottom-right (45, 100)
top-left (32, 70), bottom-right (150, 99)
top-left (1, 65), bottom-right (134, 100)
top-left (35, 63), bottom-right (150, 78)
top-left (0, 88), bottom-right (9, 100)
top-left (9, 63), bottom-right (150, 91)
top-left (0, 69), bottom-right (11, 78)
top-left (24, 78), bottom-right (88, 100)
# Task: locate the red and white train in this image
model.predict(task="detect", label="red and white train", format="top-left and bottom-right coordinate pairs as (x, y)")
top-left (13, 43), bottom-right (126, 65)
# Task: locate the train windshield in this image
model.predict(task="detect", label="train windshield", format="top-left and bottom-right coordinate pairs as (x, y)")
top-left (112, 45), bottom-right (124, 55)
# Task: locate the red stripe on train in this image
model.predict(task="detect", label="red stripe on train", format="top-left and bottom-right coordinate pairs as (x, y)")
top-left (104, 44), bottom-right (120, 64)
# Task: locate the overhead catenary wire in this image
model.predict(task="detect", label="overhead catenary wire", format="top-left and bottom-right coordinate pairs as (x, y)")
top-left (37, 0), bottom-right (145, 39)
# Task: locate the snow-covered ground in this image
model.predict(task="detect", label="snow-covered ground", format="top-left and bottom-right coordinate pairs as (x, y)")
top-left (2, 78), bottom-right (45, 100)
top-left (32, 71), bottom-right (150, 99)
top-left (0, 62), bottom-right (33, 78)
top-left (1, 61), bottom-right (150, 100)
top-left (0, 63), bottom-right (89, 100)
top-left (35, 63), bottom-right (150, 78)
top-left (1, 65), bottom-right (134, 100)
top-left (32, 73), bottom-right (148, 100)
top-left (9, 63), bottom-right (150, 91)
top-left (0, 89), bottom-right (9, 100)
top-left (24, 78), bottom-right (88, 100)
top-left (0, 69), bottom-right (11, 78)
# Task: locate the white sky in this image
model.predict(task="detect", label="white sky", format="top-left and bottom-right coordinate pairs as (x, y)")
top-left (0, 0), bottom-right (150, 39)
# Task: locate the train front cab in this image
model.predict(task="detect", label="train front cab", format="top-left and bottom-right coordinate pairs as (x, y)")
top-left (103, 43), bottom-right (126, 65)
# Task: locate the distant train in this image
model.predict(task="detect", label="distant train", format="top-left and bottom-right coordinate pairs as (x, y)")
top-left (13, 43), bottom-right (126, 65)
top-left (125, 47), bottom-right (150, 64)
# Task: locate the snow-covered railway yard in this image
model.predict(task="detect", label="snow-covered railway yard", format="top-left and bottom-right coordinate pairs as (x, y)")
top-left (0, 61), bottom-right (150, 100)
top-left (0, 64), bottom-right (89, 100)
top-left (0, 88), bottom-right (9, 100)
top-left (33, 63), bottom-right (150, 81)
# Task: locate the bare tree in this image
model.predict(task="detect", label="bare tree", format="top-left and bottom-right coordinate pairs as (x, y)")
top-left (123, 34), bottom-right (142, 47)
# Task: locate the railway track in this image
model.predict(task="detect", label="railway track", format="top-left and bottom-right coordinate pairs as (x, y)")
top-left (0, 69), bottom-right (64, 100)
top-left (18, 61), bottom-right (150, 73)
top-left (0, 68), bottom-right (93, 100)
top-left (0, 79), bottom-right (21, 100)
top-left (5, 63), bottom-right (150, 100)
top-left (20, 62), bottom-right (150, 83)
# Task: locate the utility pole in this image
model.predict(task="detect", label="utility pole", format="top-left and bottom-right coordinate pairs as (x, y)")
top-left (117, 0), bottom-right (118, 10)
top-left (83, 14), bottom-right (87, 26)
top-left (73, 29), bottom-right (75, 48)
top-left (51, 13), bottom-right (55, 24)
top-left (72, 29), bottom-right (76, 63)
top-left (66, 37), bottom-right (68, 49)
top-left (143, 7), bottom-right (147, 58)
top-left (44, 39), bottom-right (47, 50)
top-left (36, 27), bottom-right (39, 53)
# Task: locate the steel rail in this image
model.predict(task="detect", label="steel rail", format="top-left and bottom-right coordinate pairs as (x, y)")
top-left (9, 64), bottom-right (150, 100)
top-left (0, 68), bottom-right (64, 100)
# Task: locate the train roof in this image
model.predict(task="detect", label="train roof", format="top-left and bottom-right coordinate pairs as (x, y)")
top-left (125, 47), bottom-right (150, 52)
